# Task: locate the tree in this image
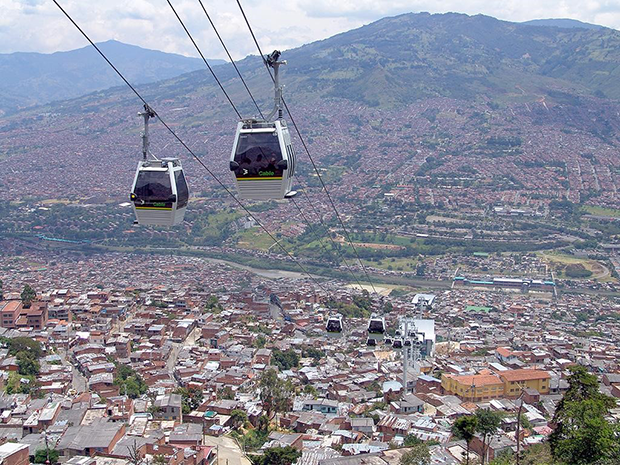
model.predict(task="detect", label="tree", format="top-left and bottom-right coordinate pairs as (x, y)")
top-left (113, 363), bottom-right (148, 399)
top-left (452, 415), bottom-right (479, 465)
top-left (489, 450), bottom-right (514, 465)
top-left (230, 409), bottom-right (248, 430)
top-left (153, 455), bottom-right (167, 465)
top-left (174, 387), bottom-right (204, 414)
top-left (400, 443), bottom-right (431, 465)
top-left (549, 365), bottom-right (619, 464)
top-left (475, 408), bottom-right (502, 464)
top-left (272, 348), bottom-right (300, 371)
top-left (20, 284), bottom-right (36, 308)
top-left (34, 448), bottom-right (59, 464)
top-left (17, 351), bottom-right (40, 376)
top-left (403, 434), bottom-right (423, 447)
top-left (218, 386), bottom-right (235, 400)
top-left (252, 446), bottom-right (301, 465)
top-left (259, 368), bottom-right (294, 418)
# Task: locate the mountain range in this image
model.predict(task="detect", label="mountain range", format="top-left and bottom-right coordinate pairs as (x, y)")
top-left (83, 12), bottom-right (620, 115)
top-left (0, 40), bottom-right (224, 115)
top-left (4, 14), bottom-right (620, 118)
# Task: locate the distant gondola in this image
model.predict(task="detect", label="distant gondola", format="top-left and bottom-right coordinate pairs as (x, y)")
top-left (326, 315), bottom-right (343, 333)
top-left (367, 315), bottom-right (386, 334)
top-left (130, 106), bottom-right (189, 226)
top-left (392, 339), bottom-right (403, 349)
top-left (131, 158), bottom-right (189, 226)
top-left (366, 337), bottom-right (377, 346)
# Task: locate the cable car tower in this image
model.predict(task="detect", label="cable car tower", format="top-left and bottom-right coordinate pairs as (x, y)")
top-left (130, 105), bottom-right (189, 226)
top-left (230, 51), bottom-right (297, 200)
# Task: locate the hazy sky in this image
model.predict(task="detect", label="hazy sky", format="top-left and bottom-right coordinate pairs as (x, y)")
top-left (2, 0), bottom-right (620, 59)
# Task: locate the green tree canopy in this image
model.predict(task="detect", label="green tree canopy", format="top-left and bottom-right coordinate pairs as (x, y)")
top-left (174, 386), bottom-right (204, 414)
top-left (475, 408), bottom-right (502, 465)
top-left (113, 363), bottom-right (148, 399)
top-left (272, 348), bottom-right (300, 371)
top-left (251, 446), bottom-right (301, 465)
top-left (452, 415), bottom-right (479, 465)
top-left (403, 434), bottom-right (423, 447)
top-left (33, 448), bottom-right (59, 464)
top-left (400, 443), bottom-right (431, 465)
top-left (259, 368), bottom-right (294, 418)
top-left (20, 284), bottom-right (36, 307)
top-left (549, 366), bottom-right (619, 464)
top-left (230, 409), bottom-right (248, 430)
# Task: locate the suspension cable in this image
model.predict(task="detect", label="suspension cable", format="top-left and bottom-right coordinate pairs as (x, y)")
top-left (190, 0), bottom-right (367, 290)
top-left (235, 0), bottom-right (378, 294)
top-left (291, 195), bottom-right (364, 289)
top-left (52, 0), bottom-right (327, 293)
top-left (170, 0), bottom-right (366, 291)
top-left (195, 0), bottom-right (265, 120)
top-left (165, 0), bottom-right (241, 119)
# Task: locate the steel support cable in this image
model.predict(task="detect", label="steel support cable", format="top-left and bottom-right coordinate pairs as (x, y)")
top-left (195, 0), bottom-right (265, 120)
top-left (296, 188), bottom-right (365, 289)
top-left (235, 0), bottom-right (378, 294)
top-left (165, 0), bottom-right (241, 119)
top-left (52, 0), bottom-right (327, 293)
top-left (169, 0), bottom-right (364, 291)
top-left (291, 195), bottom-right (364, 289)
top-left (191, 0), bottom-right (366, 290)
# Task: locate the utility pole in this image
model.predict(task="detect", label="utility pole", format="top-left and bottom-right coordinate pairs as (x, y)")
top-left (402, 319), bottom-right (409, 399)
top-left (515, 383), bottom-right (526, 465)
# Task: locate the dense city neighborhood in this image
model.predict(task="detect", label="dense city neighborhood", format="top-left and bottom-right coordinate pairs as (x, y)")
top-left (0, 250), bottom-right (618, 464)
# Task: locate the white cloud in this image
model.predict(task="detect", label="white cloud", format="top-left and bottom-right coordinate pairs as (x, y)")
top-left (0, 0), bottom-right (619, 59)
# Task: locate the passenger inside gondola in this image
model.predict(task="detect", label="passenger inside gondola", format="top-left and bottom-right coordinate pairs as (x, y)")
top-left (134, 171), bottom-right (172, 203)
top-left (234, 133), bottom-right (283, 178)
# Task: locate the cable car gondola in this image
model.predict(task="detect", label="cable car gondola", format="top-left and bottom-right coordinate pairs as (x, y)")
top-left (326, 315), bottom-right (343, 333)
top-left (230, 51), bottom-right (297, 200)
top-left (130, 106), bottom-right (189, 226)
top-left (367, 315), bottom-right (386, 334)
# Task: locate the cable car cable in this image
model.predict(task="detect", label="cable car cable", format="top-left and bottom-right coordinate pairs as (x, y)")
top-left (235, 0), bottom-right (379, 295)
top-left (195, 0), bottom-right (265, 120)
top-left (188, 0), bottom-right (367, 290)
top-left (165, 0), bottom-right (241, 119)
top-left (166, 0), bottom-right (364, 290)
top-left (291, 196), bottom-right (364, 289)
top-left (52, 0), bottom-right (328, 293)
top-left (295, 191), bottom-right (365, 289)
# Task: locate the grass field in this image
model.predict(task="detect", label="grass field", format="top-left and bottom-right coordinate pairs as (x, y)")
top-left (235, 229), bottom-right (278, 250)
top-left (583, 205), bottom-right (620, 218)
top-left (539, 251), bottom-right (615, 282)
top-left (363, 257), bottom-right (419, 271)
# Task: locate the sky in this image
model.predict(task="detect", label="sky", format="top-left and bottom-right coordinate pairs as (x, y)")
top-left (2, 0), bottom-right (620, 60)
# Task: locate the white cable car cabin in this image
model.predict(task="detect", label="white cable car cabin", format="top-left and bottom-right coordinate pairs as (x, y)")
top-left (229, 51), bottom-right (297, 200)
top-left (130, 157), bottom-right (189, 226)
top-left (229, 119), bottom-right (296, 200)
top-left (367, 315), bottom-right (386, 334)
top-left (326, 315), bottom-right (343, 333)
